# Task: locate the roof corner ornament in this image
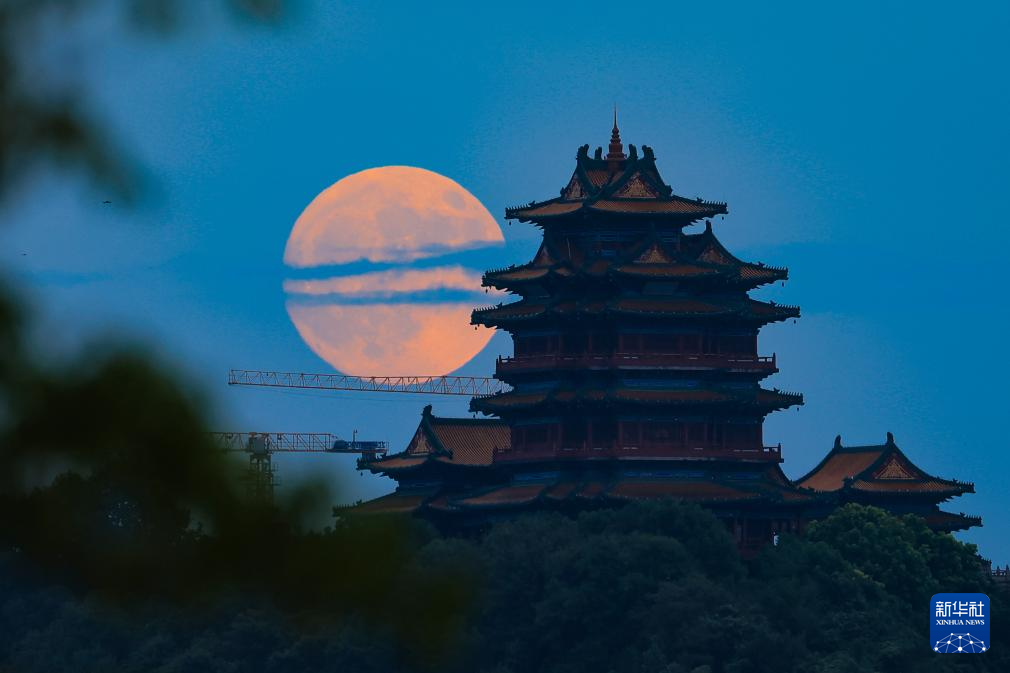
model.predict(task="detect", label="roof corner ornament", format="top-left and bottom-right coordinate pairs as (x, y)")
top-left (577, 144), bottom-right (590, 160)
top-left (627, 143), bottom-right (638, 160)
top-left (594, 147), bottom-right (603, 160)
top-left (422, 404), bottom-right (433, 418)
top-left (642, 144), bottom-right (655, 161)
top-left (834, 434), bottom-right (842, 449)
top-left (886, 431), bottom-right (895, 445)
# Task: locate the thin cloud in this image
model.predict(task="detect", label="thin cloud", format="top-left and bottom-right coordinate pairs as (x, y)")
top-left (284, 265), bottom-right (501, 300)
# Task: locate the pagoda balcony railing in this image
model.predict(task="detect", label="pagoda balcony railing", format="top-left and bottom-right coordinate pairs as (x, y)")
top-left (497, 352), bottom-right (777, 373)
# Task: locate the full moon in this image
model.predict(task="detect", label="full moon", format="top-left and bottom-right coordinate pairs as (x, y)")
top-left (283, 166), bottom-right (504, 376)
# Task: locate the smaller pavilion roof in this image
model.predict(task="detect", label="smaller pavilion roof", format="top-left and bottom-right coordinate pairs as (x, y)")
top-left (796, 433), bottom-right (974, 499)
top-left (364, 405), bottom-right (508, 473)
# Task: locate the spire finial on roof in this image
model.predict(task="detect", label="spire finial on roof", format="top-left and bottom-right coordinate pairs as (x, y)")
top-left (606, 105), bottom-right (626, 165)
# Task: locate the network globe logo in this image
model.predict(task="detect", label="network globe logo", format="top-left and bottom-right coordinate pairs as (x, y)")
top-left (934, 634), bottom-right (986, 653)
top-left (931, 593), bottom-right (990, 654)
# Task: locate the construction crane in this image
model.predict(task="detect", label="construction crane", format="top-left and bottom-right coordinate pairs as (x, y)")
top-left (220, 367), bottom-right (503, 500)
top-left (228, 368), bottom-right (509, 396)
top-left (209, 431), bottom-right (388, 501)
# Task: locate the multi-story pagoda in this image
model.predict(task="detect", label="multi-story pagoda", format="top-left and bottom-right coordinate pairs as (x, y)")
top-left (359, 118), bottom-right (980, 551)
top-left (359, 119), bottom-right (816, 551)
top-left (471, 117), bottom-right (802, 463)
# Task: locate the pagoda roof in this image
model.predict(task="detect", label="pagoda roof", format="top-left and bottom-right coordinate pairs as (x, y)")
top-left (470, 384), bottom-right (803, 415)
top-left (482, 224), bottom-right (788, 293)
top-left (348, 489), bottom-right (434, 514)
top-left (923, 509), bottom-right (983, 533)
top-left (364, 405), bottom-right (507, 473)
top-left (795, 433), bottom-right (974, 499)
top-left (408, 464), bottom-right (819, 513)
top-left (505, 131), bottom-right (727, 224)
top-left (471, 294), bottom-right (799, 327)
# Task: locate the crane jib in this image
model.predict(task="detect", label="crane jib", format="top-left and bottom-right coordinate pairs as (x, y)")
top-left (226, 369), bottom-right (509, 396)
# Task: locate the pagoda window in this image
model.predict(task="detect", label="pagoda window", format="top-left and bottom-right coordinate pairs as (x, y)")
top-left (588, 331), bottom-right (614, 355)
top-left (642, 333), bottom-right (680, 353)
top-left (561, 333), bottom-right (587, 355)
top-left (561, 418), bottom-right (587, 449)
top-left (516, 335), bottom-right (554, 356)
top-left (724, 423), bottom-right (761, 447)
top-left (515, 423), bottom-right (554, 450)
top-left (642, 421), bottom-right (683, 445)
top-left (711, 423), bottom-right (725, 447)
top-left (619, 421), bottom-right (641, 448)
top-left (618, 333), bottom-right (641, 353)
top-left (686, 422), bottom-right (707, 446)
top-left (589, 420), bottom-right (616, 449)
top-left (746, 519), bottom-right (772, 543)
top-left (717, 334), bottom-right (756, 355)
top-left (523, 425), bottom-right (551, 448)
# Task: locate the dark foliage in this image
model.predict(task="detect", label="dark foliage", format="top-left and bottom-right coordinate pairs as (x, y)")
top-left (1, 497), bottom-right (1007, 672)
top-left (0, 284), bottom-right (471, 666)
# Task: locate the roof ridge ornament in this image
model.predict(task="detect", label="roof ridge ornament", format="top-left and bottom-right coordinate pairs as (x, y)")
top-left (606, 106), bottom-right (626, 169)
top-left (834, 434), bottom-right (843, 449)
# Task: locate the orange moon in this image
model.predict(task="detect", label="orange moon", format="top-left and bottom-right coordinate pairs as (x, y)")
top-left (283, 166), bottom-right (504, 376)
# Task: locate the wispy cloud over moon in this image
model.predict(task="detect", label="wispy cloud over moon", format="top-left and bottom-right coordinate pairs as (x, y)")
top-left (283, 265), bottom-right (496, 300)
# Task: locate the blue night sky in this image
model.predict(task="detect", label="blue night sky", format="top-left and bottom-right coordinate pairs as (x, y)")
top-left (3, 2), bottom-right (1008, 560)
